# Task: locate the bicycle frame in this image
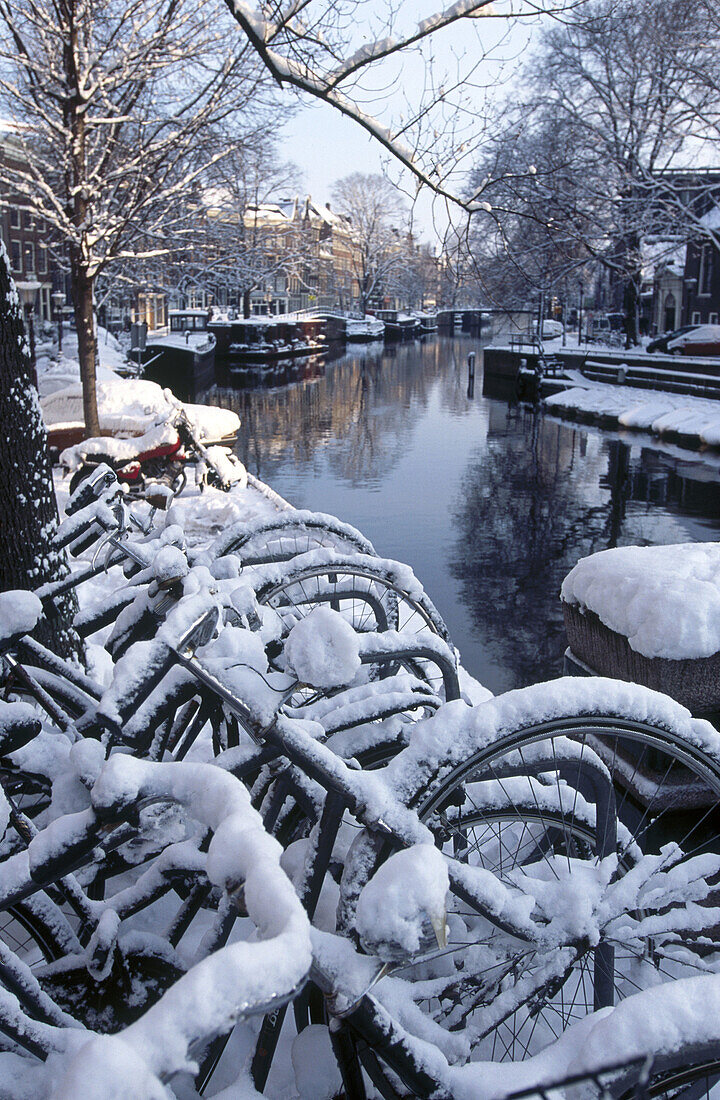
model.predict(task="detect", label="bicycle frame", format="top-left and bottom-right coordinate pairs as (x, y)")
top-left (171, 618), bottom-right (619, 1098)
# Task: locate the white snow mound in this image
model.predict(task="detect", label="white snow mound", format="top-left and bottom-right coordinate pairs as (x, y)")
top-left (562, 542), bottom-right (720, 659)
top-left (285, 607), bottom-right (361, 688)
top-left (355, 844), bottom-right (449, 958)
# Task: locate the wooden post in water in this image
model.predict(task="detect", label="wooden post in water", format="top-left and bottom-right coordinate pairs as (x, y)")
top-left (467, 351), bottom-right (476, 399)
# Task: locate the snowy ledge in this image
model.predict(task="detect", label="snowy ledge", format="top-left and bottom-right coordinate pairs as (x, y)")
top-left (544, 382), bottom-right (720, 448)
top-left (561, 543), bottom-right (720, 662)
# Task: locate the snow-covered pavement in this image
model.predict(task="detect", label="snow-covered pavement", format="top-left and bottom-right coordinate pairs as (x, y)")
top-left (545, 379), bottom-right (720, 447)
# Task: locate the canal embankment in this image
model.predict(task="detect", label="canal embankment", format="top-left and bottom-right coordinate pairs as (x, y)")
top-left (483, 340), bottom-right (720, 449)
top-left (543, 381), bottom-right (720, 449)
top-left (197, 334), bottom-right (720, 696)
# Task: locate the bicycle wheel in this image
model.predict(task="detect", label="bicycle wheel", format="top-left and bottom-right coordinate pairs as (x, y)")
top-left (209, 511), bottom-right (376, 566)
top-left (341, 680), bottom-right (720, 1066)
top-left (0, 902), bottom-right (67, 968)
top-left (632, 1059), bottom-right (720, 1099)
top-left (256, 553), bottom-right (452, 642)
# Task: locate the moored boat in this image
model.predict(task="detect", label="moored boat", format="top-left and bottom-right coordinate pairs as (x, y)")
top-left (346, 315), bottom-right (385, 341)
top-left (412, 310), bottom-right (438, 335)
top-left (374, 309), bottom-right (421, 340)
top-left (208, 315), bottom-right (327, 363)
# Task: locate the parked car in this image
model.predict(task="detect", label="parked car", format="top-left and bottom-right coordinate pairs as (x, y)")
top-left (587, 313), bottom-right (625, 346)
top-left (669, 324), bottom-right (720, 356)
top-left (534, 319), bottom-right (564, 339)
top-left (647, 324), bottom-right (701, 354)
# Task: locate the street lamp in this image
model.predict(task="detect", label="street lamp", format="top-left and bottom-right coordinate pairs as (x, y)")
top-left (16, 277), bottom-right (41, 385)
top-left (51, 290), bottom-right (66, 352)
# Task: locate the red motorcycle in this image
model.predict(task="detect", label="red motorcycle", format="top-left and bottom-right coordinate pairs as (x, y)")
top-left (64, 406), bottom-right (244, 499)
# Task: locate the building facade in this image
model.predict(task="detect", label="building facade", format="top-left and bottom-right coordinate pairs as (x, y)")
top-left (0, 129), bottom-right (56, 324)
top-left (682, 208), bottom-right (720, 327)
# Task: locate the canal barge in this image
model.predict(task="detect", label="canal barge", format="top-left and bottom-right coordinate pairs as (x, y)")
top-left (413, 310), bottom-right (438, 335)
top-left (345, 315), bottom-right (385, 341)
top-left (308, 311), bottom-right (385, 342)
top-left (135, 329), bottom-right (217, 402)
top-left (207, 314), bottom-right (327, 363)
top-left (374, 309), bottom-right (421, 340)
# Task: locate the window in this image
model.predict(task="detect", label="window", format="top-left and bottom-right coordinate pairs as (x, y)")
top-left (9, 207), bottom-right (20, 229)
top-left (710, 313), bottom-right (719, 325)
top-left (23, 209), bottom-right (33, 230)
top-left (38, 244), bottom-right (47, 274)
top-left (10, 240), bottom-right (21, 271)
top-left (692, 311), bottom-right (702, 325)
top-left (23, 242), bottom-right (35, 274)
top-left (699, 244), bottom-right (713, 296)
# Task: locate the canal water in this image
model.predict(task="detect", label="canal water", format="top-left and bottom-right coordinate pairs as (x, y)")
top-left (200, 334), bottom-right (720, 696)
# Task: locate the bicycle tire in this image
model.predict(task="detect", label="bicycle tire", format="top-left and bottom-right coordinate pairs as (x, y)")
top-left (209, 511), bottom-right (376, 565)
top-left (255, 553), bottom-right (452, 643)
top-left (341, 680), bottom-right (720, 1066)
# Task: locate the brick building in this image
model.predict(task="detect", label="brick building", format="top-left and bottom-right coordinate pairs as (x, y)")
top-left (0, 127), bottom-right (56, 323)
top-left (682, 207), bottom-right (720, 327)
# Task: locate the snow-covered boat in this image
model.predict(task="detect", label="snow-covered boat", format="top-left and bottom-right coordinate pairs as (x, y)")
top-left (137, 330), bottom-right (217, 400)
top-left (208, 316), bottom-right (327, 363)
top-left (41, 376), bottom-right (239, 454)
top-left (412, 310), bottom-right (438, 335)
top-left (346, 315), bottom-right (385, 342)
top-left (374, 310), bottom-right (421, 340)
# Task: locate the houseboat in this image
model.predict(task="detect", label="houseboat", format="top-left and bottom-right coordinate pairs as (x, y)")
top-left (374, 309), bottom-right (421, 340)
top-left (168, 309), bottom-right (212, 334)
top-left (137, 329), bottom-right (216, 402)
top-left (413, 310), bottom-right (438, 335)
top-left (207, 314), bottom-right (327, 363)
top-left (345, 315), bottom-right (385, 341)
top-left (307, 311), bottom-right (385, 342)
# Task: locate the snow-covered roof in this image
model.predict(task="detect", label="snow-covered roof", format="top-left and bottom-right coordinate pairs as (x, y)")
top-left (641, 236), bottom-right (686, 278)
top-left (700, 205), bottom-right (720, 231)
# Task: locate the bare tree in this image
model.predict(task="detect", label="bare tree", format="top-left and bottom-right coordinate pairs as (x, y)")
top-left (472, 0), bottom-right (716, 344)
top-left (221, 0), bottom-right (589, 214)
top-left (0, 0), bottom-right (279, 434)
top-left (0, 242), bottom-right (78, 654)
top-left (331, 173), bottom-right (408, 312)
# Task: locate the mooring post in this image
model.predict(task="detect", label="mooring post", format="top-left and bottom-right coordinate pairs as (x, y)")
top-left (467, 351), bottom-right (476, 399)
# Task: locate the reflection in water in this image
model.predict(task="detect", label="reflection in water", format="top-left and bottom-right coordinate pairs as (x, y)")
top-left (198, 336), bottom-right (720, 695)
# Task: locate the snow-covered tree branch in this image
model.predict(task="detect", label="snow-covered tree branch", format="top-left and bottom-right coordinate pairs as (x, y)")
top-left (0, 0), bottom-right (284, 434)
top-left (220, 0), bottom-right (591, 214)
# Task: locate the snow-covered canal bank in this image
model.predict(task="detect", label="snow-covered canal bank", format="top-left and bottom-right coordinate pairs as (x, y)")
top-left (197, 335), bottom-right (720, 696)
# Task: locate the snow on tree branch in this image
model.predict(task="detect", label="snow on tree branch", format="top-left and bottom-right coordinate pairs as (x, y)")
top-left (222, 0), bottom-right (584, 211)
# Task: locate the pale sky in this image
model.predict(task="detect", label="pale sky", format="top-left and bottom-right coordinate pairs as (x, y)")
top-left (277, 4), bottom-right (540, 245)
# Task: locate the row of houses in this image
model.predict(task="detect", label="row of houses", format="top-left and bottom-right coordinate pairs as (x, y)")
top-left (0, 128), bottom-right (56, 324)
top-left (4, 121), bottom-right (720, 340)
top-left (1, 125), bottom-right (428, 334)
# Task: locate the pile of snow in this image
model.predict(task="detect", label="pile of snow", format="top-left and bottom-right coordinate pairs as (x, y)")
top-left (37, 326), bottom-right (239, 444)
top-left (562, 543), bottom-right (720, 659)
top-left (546, 381), bottom-right (720, 446)
top-left (37, 327), bottom-right (128, 400)
top-left (43, 376), bottom-right (239, 444)
top-left (285, 607), bottom-right (361, 688)
top-left (0, 590), bottom-right (43, 641)
top-left (355, 844), bottom-right (449, 960)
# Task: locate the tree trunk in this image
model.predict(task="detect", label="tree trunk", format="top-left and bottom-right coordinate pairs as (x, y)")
top-left (0, 242), bottom-right (80, 658)
top-left (243, 288), bottom-right (252, 319)
top-left (72, 259), bottom-right (100, 437)
top-left (623, 273), bottom-right (641, 348)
